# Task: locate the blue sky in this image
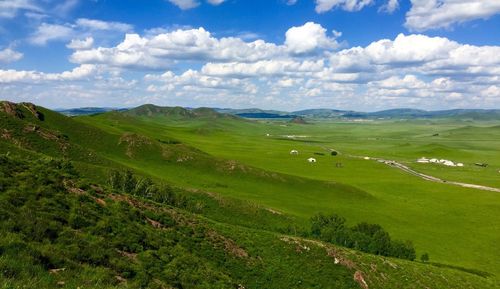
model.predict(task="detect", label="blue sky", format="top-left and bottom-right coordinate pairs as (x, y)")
top-left (0, 0), bottom-right (499, 111)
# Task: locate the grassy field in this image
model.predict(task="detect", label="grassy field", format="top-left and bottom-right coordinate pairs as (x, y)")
top-left (75, 111), bottom-right (500, 277)
top-left (1, 102), bottom-right (499, 287)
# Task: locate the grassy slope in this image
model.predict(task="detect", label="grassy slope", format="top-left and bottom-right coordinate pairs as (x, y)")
top-left (1, 155), bottom-right (495, 289)
top-left (74, 111), bottom-right (500, 277)
top-left (0, 102), bottom-right (498, 287)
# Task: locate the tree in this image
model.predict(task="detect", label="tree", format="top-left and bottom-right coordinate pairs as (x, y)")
top-left (310, 213), bottom-right (346, 238)
top-left (420, 253), bottom-right (429, 262)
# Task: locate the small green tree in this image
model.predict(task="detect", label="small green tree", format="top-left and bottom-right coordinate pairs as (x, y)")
top-left (421, 253), bottom-right (429, 262)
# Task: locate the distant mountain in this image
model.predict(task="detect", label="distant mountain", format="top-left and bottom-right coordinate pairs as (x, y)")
top-left (292, 109), bottom-right (352, 118)
top-left (56, 107), bottom-right (124, 116)
top-left (56, 105), bottom-right (500, 120)
top-left (214, 108), bottom-right (288, 115)
top-left (348, 109), bottom-right (500, 120)
top-left (124, 104), bottom-right (238, 119)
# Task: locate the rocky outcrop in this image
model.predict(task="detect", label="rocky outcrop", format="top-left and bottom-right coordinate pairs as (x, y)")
top-left (21, 102), bottom-right (44, 120)
top-left (0, 101), bottom-right (44, 120)
top-left (1, 101), bottom-right (24, 118)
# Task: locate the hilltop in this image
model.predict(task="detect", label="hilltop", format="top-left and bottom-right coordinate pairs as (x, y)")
top-left (124, 104), bottom-right (239, 120)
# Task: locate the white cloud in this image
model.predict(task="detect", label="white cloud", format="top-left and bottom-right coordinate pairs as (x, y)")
top-left (167, 0), bottom-right (227, 9)
top-left (329, 33), bottom-right (500, 79)
top-left (285, 22), bottom-right (340, 54)
top-left (0, 0), bottom-right (41, 18)
top-left (405, 0), bottom-right (500, 31)
top-left (29, 23), bottom-right (74, 46)
top-left (315, 0), bottom-right (374, 13)
top-left (29, 18), bottom-right (133, 46)
top-left (206, 0), bottom-right (226, 5)
top-left (379, 0), bottom-right (398, 13)
top-left (66, 37), bottom-right (94, 50)
top-left (167, 0), bottom-right (200, 10)
top-left (0, 48), bottom-right (23, 63)
top-left (0, 64), bottom-right (96, 83)
top-left (201, 60), bottom-right (324, 78)
top-left (75, 18), bottom-right (133, 32)
top-left (70, 28), bottom-right (285, 69)
top-left (69, 22), bottom-right (342, 70)
top-left (4, 22), bottom-right (500, 110)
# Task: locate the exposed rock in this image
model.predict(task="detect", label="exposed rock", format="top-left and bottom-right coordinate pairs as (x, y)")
top-left (354, 271), bottom-right (369, 289)
top-left (1, 101), bottom-right (23, 118)
top-left (49, 268), bottom-right (66, 274)
top-left (207, 230), bottom-right (249, 258)
top-left (119, 133), bottom-right (153, 158)
top-left (21, 102), bottom-right (44, 120)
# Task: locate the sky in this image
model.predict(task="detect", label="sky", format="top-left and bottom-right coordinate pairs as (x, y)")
top-left (0, 0), bottom-right (499, 111)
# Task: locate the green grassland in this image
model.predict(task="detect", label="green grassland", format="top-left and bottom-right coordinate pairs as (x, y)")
top-left (75, 107), bottom-right (500, 277)
top-left (1, 102), bottom-right (499, 288)
top-left (1, 155), bottom-right (495, 289)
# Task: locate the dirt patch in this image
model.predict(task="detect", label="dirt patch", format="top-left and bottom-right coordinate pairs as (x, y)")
top-left (64, 180), bottom-right (86, 195)
top-left (280, 236), bottom-right (311, 253)
top-left (1, 101), bottom-right (23, 118)
top-left (95, 198), bottom-right (107, 206)
top-left (119, 133), bottom-right (153, 158)
top-left (327, 248), bottom-right (356, 269)
top-left (207, 230), bottom-right (249, 258)
top-left (265, 208), bottom-right (283, 215)
top-left (176, 155), bottom-right (193, 162)
top-left (117, 249), bottom-right (138, 261)
top-left (146, 217), bottom-right (164, 229)
top-left (354, 270), bottom-right (369, 289)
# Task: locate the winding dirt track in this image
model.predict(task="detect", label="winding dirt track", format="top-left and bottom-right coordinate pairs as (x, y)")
top-left (374, 158), bottom-right (500, 193)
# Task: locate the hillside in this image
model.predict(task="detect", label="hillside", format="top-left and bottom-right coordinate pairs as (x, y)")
top-left (0, 101), bottom-right (499, 288)
top-left (124, 104), bottom-right (238, 120)
top-left (0, 146), bottom-right (496, 289)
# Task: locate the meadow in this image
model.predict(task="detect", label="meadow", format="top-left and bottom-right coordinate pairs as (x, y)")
top-left (1, 102), bottom-right (499, 288)
top-left (77, 111), bottom-right (500, 276)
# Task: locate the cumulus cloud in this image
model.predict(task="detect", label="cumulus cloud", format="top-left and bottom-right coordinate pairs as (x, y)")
top-left (4, 22), bottom-right (500, 110)
top-left (329, 33), bottom-right (500, 79)
top-left (201, 60), bottom-right (324, 78)
top-left (69, 28), bottom-right (285, 69)
top-left (0, 48), bottom-right (23, 63)
top-left (405, 0), bottom-right (500, 31)
top-left (69, 22), bottom-right (341, 69)
top-left (285, 22), bottom-right (340, 54)
top-left (66, 37), bottom-right (94, 50)
top-left (0, 64), bottom-right (96, 83)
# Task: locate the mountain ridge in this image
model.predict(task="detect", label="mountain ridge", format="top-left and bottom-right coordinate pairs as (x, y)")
top-left (53, 104), bottom-right (500, 120)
